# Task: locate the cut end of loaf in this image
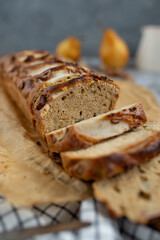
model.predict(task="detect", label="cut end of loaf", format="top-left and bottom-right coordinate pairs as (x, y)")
top-left (33, 78), bottom-right (120, 136)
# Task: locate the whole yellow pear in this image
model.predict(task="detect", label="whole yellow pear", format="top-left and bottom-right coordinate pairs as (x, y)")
top-left (99, 29), bottom-right (130, 68)
top-left (56, 37), bottom-right (81, 61)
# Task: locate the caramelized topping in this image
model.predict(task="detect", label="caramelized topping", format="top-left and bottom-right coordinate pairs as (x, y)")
top-left (36, 95), bottom-right (47, 110)
top-left (103, 104), bottom-right (147, 127)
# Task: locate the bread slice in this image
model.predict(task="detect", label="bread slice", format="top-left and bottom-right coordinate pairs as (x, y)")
top-left (93, 154), bottom-right (160, 224)
top-left (45, 103), bottom-right (147, 153)
top-left (0, 50), bottom-right (120, 137)
top-left (61, 121), bottom-right (160, 180)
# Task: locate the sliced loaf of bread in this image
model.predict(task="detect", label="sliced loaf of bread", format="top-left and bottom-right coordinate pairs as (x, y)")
top-left (93, 154), bottom-right (160, 224)
top-left (45, 103), bottom-right (147, 153)
top-left (0, 50), bottom-right (120, 137)
top-left (61, 121), bottom-right (160, 180)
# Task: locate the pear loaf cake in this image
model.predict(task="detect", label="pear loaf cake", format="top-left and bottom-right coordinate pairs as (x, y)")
top-left (0, 50), bottom-right (120, 137)
top-left (46, 103), bottom-right (147, 153)
top-left (61, 121), bottom-right (160, 180)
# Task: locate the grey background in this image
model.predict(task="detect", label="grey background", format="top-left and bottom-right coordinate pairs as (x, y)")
top-left (0, 0), bottom-right (160, 58)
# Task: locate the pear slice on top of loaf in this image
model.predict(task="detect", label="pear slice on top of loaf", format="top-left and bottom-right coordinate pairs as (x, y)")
top-left (45, 103), bottom-right (147, 153)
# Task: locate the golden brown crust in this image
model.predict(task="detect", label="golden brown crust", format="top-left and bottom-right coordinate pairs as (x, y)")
top-left (0, 50), bottom-right (51, 77)
top-left (61, 132), bottom-right (160, 180)
top-left (104, 103), bottom-right (147, 126)
top-left (46, 103), bottom-right (147, 153)
top-left (46, 126), bottom-right (93, 153)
